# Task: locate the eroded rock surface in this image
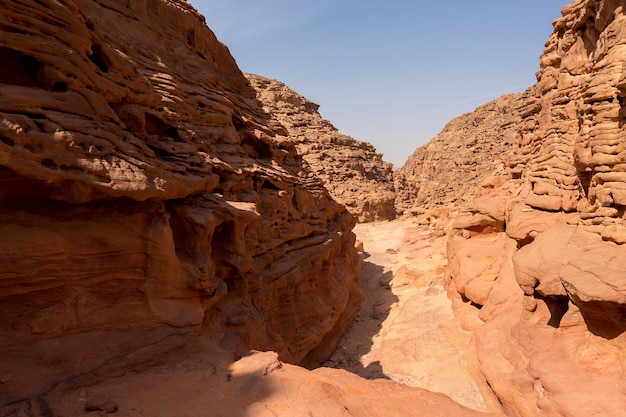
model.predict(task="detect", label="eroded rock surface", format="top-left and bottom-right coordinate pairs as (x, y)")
top-left (0, 0), bottom-right (362, 408)
top-left (397, 93), bottom-right (526, 227)
top-left (41, 349), bottom-right (503, 417)
top-left (246, 73), bottom-right (397, 222)
top-left (442, 1), bottom-right (626, 415)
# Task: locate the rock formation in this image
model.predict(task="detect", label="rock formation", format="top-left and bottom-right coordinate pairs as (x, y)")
top-left (246, 73), bottom-right (397, 222)
top-left (37, 349), bottom-right (504, 417)
top-left (8, 0), bottom-right (626, 415)
top-left (442, 1), bottom-right (626, 415)
top-left (396, 93), bottom-right (526, 227)
top-left (0, 0), bottom-right (363, 408)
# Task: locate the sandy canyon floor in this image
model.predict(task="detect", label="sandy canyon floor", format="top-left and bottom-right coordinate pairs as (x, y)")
top-left (40, 219), bottom-right (498, 417)
top-left (327, 220), bottom-right (491, 412)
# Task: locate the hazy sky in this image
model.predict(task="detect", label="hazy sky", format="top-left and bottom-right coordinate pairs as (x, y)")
top-left (191, 1), bottom-right (569, 166)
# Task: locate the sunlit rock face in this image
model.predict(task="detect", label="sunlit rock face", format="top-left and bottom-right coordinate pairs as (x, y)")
top-left (246, 73), bottom-right (397, 223)
top-left (0, 0), bottom-right (362, 404)
top-left (396, 93), bottom-right (526, 228)
top-left (443, 1), bottom-right (626, 416)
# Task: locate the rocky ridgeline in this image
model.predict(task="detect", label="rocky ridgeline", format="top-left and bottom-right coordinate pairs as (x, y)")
top-left (246, 73), bottom-right (397, 222)
top-left (443, 1), bottom-right (626, 415)
top-left (396, 93), bottom-right (526, 227)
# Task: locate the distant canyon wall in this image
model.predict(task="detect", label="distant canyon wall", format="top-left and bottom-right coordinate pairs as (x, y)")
top-left (397, 93), bottom-right (526, 227)
top-left (444, 1), bottom-right (626, 416)
top-left (246, 73), bottom-right (397, 222)
top-left (0, 0), bottom-right (362, 405)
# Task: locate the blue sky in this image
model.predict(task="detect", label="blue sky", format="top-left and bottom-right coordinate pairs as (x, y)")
top-left (191, 1), bottom-right (569, 166)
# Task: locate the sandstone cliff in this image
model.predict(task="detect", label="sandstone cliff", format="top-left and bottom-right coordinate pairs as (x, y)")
top-left (0, 0), bottom-right (363, 408)
top-left (246, 73), bottom-right (397, 222)
top-left (396, 93), bottom-right (526, 227)
top-left (443, 1), bottom-right (626, 415)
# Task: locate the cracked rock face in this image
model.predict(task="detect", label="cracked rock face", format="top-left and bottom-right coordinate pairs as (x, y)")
top-left (246, 73), bottom-right (397, 223)
top-left (0, 0), bottom-right (362, 405)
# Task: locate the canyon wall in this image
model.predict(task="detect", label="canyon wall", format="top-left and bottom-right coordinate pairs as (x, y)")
top-left (443, 1), bottom-right (626, 415)
top-left (397, 93), bottom-right (526, 228)
top-left (0, 0), bottom-right (363, 407)
top-left (246, 73), bottom-right (397, 222)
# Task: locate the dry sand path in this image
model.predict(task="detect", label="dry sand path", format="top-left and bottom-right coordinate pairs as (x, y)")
top-left (326, 219), bottom-right (490, 412)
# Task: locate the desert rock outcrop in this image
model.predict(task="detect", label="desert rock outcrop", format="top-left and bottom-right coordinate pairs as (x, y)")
top-left (443, 1), bottom-right (626, 415)
top-left (246, 73), bottom-right (397, 222)
top-left (0, 0), bottom-right (362, 407)
top-left (397, 93), bottom-right (526, 226)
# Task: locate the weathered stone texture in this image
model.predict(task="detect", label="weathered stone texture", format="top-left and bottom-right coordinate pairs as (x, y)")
top-left (246, 73), bottom-right (397, 222)
top-left (397, 93), bottom-right (526, 226)
top-left (444, 1), bottom-right (626, 416)
top-left (0, 0), bottom-right (362, 405)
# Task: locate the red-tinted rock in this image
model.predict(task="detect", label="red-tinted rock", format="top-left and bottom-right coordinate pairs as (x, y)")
top-left (0, 0), bottom-right (361, 406)
top-left (397, 93), bottom-right (526, 227)
top-left (441, 1), bottom-right (626, 415)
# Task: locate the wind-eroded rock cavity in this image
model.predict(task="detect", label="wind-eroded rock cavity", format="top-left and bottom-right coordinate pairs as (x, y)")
top-left (0, 0), bottom-right (362, 407)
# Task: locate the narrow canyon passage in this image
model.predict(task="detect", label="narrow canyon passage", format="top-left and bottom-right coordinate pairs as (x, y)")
top-left (326, 219), bottom-right (491, 412)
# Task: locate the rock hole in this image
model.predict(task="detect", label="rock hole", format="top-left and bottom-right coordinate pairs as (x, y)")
top-left (85, 19), bottom-right (95, 31)
top-left (51, 81), bottom-right (67, 92)
top-left (460, 293), bottom-right (482, 309)
top-left (88, 43), bottom-right (109, 73)
top-left (544, 295), bottom-right (570, 328)
top-left (574, 298), bottom-right (626, 339)
top-left (0, 136), bottom-right (15, 147)
top-left (23, 112), bottom-right (46, 120)
top-left (145, 113), bottom-right (179, 139)
top-left (242, 135), bottom-right (273, 160)
top-left (40, 159), bottom-right (57, 170)
top-left (516, 236), bottom-right (534, 249)
top-left (0, 47), bottom-right (42, 87)
top-left (232, 114), bottom-right (245, 130)
top-left (262, 180), bottom-right (280, 191)
top-left (211, 221), bottom-right (243, 284)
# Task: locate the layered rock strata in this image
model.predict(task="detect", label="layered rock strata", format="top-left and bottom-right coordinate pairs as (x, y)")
top-left (246, 73), bottom-right (397, 222)
top-left (397, 93), bottom-right (526, 227)
top-left (444, 1), bottom-right (626, 415)
top-left (0, 0), bottom-right (362, 407)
